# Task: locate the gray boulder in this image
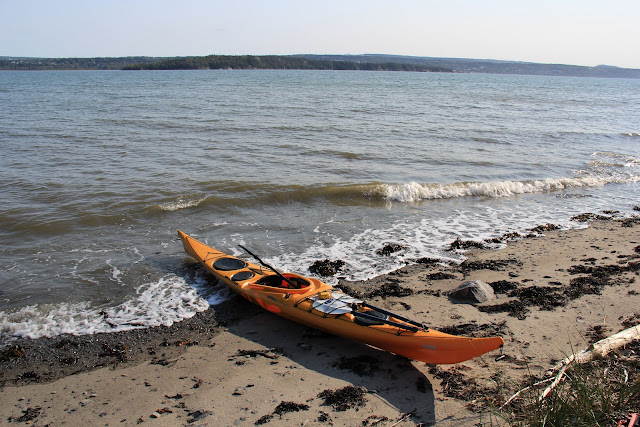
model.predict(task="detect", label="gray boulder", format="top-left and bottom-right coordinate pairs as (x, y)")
top-left (448, 280), bottom-right (495, 303)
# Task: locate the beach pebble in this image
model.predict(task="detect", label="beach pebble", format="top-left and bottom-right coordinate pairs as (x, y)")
top-left (448, 280), bottom-right (495, 303)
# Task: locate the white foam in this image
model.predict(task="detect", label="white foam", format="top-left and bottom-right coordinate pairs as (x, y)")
top-left (368, 152), bottom-right (640, 203)
top-left (372, 176), bottom-right (612, 203)
top-left (158, 195), bottom-right (206, 211)
top-left (0, 273), bottom-right (225, 340)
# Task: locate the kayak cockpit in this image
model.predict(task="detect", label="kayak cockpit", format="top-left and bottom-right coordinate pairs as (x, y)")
top-left (255, 274), bottom-right (311, 290)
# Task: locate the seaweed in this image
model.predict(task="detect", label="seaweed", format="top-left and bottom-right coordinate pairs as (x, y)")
top-left (448, 238), bottom-right (486, 251)
top-left (429, 366), bottom-right (501, 410)
top-left (309, 259), bottom-right (346, 277)
top-left (255, 401), bottom-right (310, 425)
top-left (376, 243), bottom-right (404, 256)
top-left (459, 258), bottom-right (522, 272)
top-left (489, 280), bottom-right (519, 294)
top-left (426, 272), bottom-right (456, 281)
top-left (438, 321), bottom-right (508, 338)
top-left (234, 348), bottom-right (282, 360)
top-left (273, 401), bottom-right (310, 415)
top-left (8, 407), bottom-right (41, 423)
top-left (318, 386), bottom-right (368, 411)
top-left (332, 355), bottom-right (381, 377)
top-left (364, 282), bottom-right (414, 299)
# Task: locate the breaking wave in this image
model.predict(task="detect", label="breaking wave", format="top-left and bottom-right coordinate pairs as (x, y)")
top-left (371, 177), bottom-right (606, 203)
top-left (0, 272), bottom-right (228, 341)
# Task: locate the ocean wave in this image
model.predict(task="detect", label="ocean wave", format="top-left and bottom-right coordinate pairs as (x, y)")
top-left (0, 274), bottom-right (223, 341)
top-left (141, 153), bottom-right (640, 212)
top-left (157, 195), bottom-right (207, 212)
top-left (370, 177), bottom-right (608, 202)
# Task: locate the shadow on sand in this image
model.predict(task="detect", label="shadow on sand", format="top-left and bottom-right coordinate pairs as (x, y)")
top-left (216, 295), bottom-right (437, 425)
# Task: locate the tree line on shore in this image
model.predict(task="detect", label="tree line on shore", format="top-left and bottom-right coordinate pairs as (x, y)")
top-left (0, 55), bottom-right (451, 73)
top-left (4, 54), bottom-right (638, 78)
top-left (121, 55), bottom-right (452, 72)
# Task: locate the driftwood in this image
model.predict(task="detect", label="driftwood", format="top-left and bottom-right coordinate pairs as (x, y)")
top-left (501, 325), bottom-right (640, 407)
top-left (550, 325), bottom-right (640, 371)
top-left (539, 325), bottom-right (640, 400)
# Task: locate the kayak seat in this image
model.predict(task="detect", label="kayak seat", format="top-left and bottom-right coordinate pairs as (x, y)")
top-left (256, 275), bottom-right (310, 289)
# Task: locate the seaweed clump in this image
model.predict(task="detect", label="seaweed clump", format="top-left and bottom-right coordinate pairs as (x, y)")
top-left (438, 321), bottom-right (508, 338)
top-left (309, 259), bottom-right (346, 277)
top-left (318, 386), bottom-right (368, 411)
top-left (479, 260), bottom-right (640, 319)
top-left (255, 401), bottom-right (310, 425)
top-left (332, 355), bottom-right (381, 377)
top-left (429, 366), bottom-right (501, 410)
top-left (376, 243), bottom-right (405, 256)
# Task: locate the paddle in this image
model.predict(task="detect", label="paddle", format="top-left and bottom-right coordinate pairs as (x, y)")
top-left (239, 245), bottom-right (297, 289)
top-left (360, 302), bottom-right (428, 330)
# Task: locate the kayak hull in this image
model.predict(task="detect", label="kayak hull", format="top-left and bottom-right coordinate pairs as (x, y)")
top-left (178, 230), bottom-right (504, 364)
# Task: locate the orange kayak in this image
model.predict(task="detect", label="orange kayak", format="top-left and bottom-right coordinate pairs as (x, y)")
top-left (178, 230), bottom-right (504, 364)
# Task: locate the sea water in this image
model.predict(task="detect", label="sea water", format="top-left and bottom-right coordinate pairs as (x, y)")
top-left (1, 70), bottom-right (639, 341)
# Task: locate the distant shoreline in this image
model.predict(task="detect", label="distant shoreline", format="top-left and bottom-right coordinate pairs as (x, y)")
top-left (2, 54), bottom-right (639, 78)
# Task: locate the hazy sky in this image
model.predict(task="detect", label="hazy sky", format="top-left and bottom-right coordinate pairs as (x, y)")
top-left (2, 0), bottom-right (639, 68)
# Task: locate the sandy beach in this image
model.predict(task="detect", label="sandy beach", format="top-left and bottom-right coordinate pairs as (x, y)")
top-left (2, 214), bottom-right (639, 426)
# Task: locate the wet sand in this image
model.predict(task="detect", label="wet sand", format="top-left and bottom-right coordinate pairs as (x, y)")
top-left (2, 215), bottom-right (639, 426)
